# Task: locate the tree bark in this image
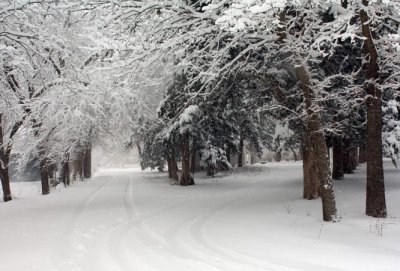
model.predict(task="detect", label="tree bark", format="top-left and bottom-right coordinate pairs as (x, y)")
top-left (190, 140), bottom-right (196, 173)
top-left (290, 147), bottom-right (298, 162)
top-left (83, 146), bottom-right (92, 179)
top-left (226, 146), bottom-right (231, 163)
top-left (180, 134), bottom-right (194, 186)
top-left (69, 152), bottom-right (83, 182)
top-left (274, 150), bottom-right (282, 162)
top-left (302, 135), bottom-right (319, 199)
top-left (360, 0), bottom-right (387, 218)
top-left (296, 65), bottom-right (338, 221)
top-left (40, 157), bottom-right (50, 195)
top-left (359, 144), bottom-right (367, 163)
top-left (343, 146), bottom-right (354, 174)
top-left (0, 168), bottom-right (12, 202)
top-left (59, 160), bottom-right (70, 186)
top-left (238, 129), bottom-right (244, 167)
top-left (0, 114), bottom-right (13, 202)
top-left (168, 148), bottom-right (179, 183)
top-left (332, 136), bottom-right (344, 180)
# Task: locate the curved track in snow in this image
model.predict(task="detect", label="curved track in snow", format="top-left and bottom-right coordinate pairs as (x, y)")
top-left (0, 162), bottom-right (399, 271)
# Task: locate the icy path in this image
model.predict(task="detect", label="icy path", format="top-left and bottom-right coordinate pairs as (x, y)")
top-left (0, 162), bottom-right (399, 271)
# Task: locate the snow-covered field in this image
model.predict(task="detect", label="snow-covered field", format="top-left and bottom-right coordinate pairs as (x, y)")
top-left (0, 161), bottom-right (399, 271)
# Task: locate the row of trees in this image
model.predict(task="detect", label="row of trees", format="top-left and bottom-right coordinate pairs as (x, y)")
top-left (1, 0), bottom-right (399, 222)
top-left (118, 0), bottom-right (400, 221)
top-left (0, 0), bottom-right (153, 201)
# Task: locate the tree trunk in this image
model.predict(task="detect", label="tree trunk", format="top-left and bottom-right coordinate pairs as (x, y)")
top-left (59, 161), bottom-right (70, 186)
top-left (69, 152), bottom-right (83, 182)
top-left (0, 167), bottom-right (12, 202)
top-left (136, 143), bottom-right (142, 159)
top-left (168, 148), bottom-right (179, 183)
top-left (40, 157), bottom-right (50, 195)
top-left (332, 136), bottom-right (344, 180)
top-left (274, 150), bottom-right (282, 162)
top-left (83, 146), bottom-right (92, 179)
top-left (296, 65), bottom-right (338, 221)
top-left (238, 130), bottom-right (244, 167)
top-left (206, 165), bottom-right (214, 177)
top-left (302, 135), bottom-right (319, 199)
top-left (290, 147), bottom-right (298, 162)
top-left (360, 0), bottom-right (387, 218)
top-left (76, 157), bottom-right (83, 181)
top-left (350, 147), bottom-right (358, 170)
top-left (226, 146), bottom-right (231, 163)
top-left (0, 114), bottom-right (12, 202)
top-left (180, 134), bottom-right (194, 186)
top-left (359, 144), bottom-right (367, 163)
top-left (167, 156), bottom-right (172, 179)
top-left (190, 140), bottom-right (196, 173)
top-left (343, 147), bottom-right (354, 174)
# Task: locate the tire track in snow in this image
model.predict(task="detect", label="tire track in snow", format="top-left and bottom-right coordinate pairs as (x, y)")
top-left (52, 177), bottom-right (111, 271)
top-left (157, 177), bottom-right (273, 271)
top-left (188, 173), bottom-right (324, 271)
top-left (166, 174), bottom-right (301, 271)
top-left (192, 177), bottom-right (300, 271)
top-left (53, 177), bottom-right (134, 271)
top-left (107, 175), bottom-right (221, 271)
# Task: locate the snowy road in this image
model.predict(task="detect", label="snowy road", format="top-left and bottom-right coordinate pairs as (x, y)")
top-left (1, 162), bottom-right (399, 271)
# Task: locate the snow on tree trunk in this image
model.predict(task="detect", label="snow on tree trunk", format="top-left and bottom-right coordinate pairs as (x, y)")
top-left (296, 65), bottom-right (338, 221)
top-left (360, 0), bottom-right (387, 218)
top-left (180, 134), bottom-right (194, 186)
top-left (332, 136), bottom-right (344, 180)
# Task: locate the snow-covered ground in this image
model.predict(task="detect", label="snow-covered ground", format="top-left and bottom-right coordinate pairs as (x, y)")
top-left (0, 161), bottom-right (399, 271)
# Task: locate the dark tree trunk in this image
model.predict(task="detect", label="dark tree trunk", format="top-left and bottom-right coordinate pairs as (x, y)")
top-left (290, 147), bottom-right (298, 162)
top-left (0, 167), bottom-right (12, 202)
top-left (350, 147), bottom-right (358, 170)
top-left (302, 135), bottom-right (319, 199)
top-left (238, 130), bottom-right (244, 167)
top-left (343, 146), bottom-right (354, 174)
top-left (296, 65), bottom-right (338, 221)
top-left (190, 140), bottom-right (196, 173)
top-left (60, 161), bottom-right (70, 186)
top-left (76, 157), bottom-right (83, 181)
top-left (40, 157), bottom-right (50, 195)
top-left (360, 0), bottom-right (387, 218)
top-left (226, 146), bottom-right (231, 163)
top-left (168, 148), bottom-right (179, 183)
top-left (136, 143), bottom-right (142, 159)
top-left (167, 156), bottom-right (172, 179)
top-left (83, 146), bottom-right (92, 179)
top-left (359, 144), bottom-right (367, 164)
top-left (69, 152), bottom-right (83, 182)
top-left (274, 150), bottom-right (282, 162)
top-left (180, 134), bottom-right (194, 186)
top-left (332, 136), bottom-right (344, 180)
top-left (206, 165), bottom-right (214, 177)
top-left (0, 114), bottom-right (12, 202)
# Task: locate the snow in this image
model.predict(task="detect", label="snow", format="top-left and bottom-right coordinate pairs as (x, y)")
top-left (0, 161), bottom-right (399, 271)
